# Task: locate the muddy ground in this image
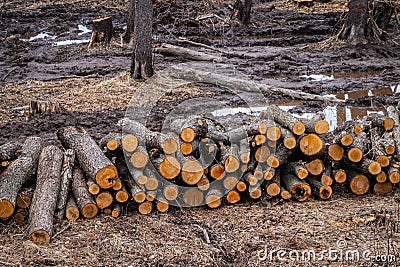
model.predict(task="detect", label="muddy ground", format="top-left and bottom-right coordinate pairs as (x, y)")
top-left (1, 0), bottom-right (400, 266)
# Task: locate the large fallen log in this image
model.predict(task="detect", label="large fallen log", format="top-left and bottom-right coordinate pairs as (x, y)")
top-left (57, 126), bottom-right (118, 189)
top-left (0, 137), bottom-right (43, 220)
top-left (27, 145), bottom-right (63, 246)
top-left (153, 43), bottom-right (223, 62)
top-left (0, 141), bottom-right (22, 162)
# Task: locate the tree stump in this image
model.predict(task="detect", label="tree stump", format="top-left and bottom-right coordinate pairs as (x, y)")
top-left (88, 16), bottom-right (114, 48)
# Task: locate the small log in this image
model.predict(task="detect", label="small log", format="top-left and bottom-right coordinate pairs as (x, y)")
top-left (54, 149), bottom-right (75, 220)
top-left (367, 113), bottom-right (394, 131)
top-left (223, 175), bottom-right (239, 191)
top-left (236, 181), bottom-right (247, 192)
top-left (0, 141), bottom-right (22, 161)
top-left (115, 185), bottom-right (130, 203)
top-left (265, 169), bottom-right (281, 197)
top-left (321, 166), bottom-right (333, 186)
top-left (27, 145), bottom-right (64, 246)
top-left (99, 132), bottom-right (122, 156)
top-left (348, 172), bottom-right (370, 195)
top-left (57, 126), bottom-right (118, 189)
top-left (280, 186), bottom-right (292, 200)
top-left (113, 177), bottom-right (123, 191)
top-left (255, 146), bottom-right (270, 163)
top-left (386, 106), bottom-right (400, 160)
top-left (328, 143), bottom-right (344, 161)
top-left (153, 43), bottom-right (223, 63)
top-left (65, 196), bottom-right (79, 221)
top-left (205, 188), bottom-right (223, 209)
top-left (16, 187), bottom-right (34, 209)
top-left (95, 191), bottom-right (113, 210)
top-left (121, 134), bottom-right (138, 153)
top-left (155, 155), bottom-right (181, 179)
top-left (226, 190), bottom-right (241, 204)
top-left (114, 158), bottom-right (146, 202)
top-left (299, 134), bottom-right (325, 156)
top-left (180, 142), bottom-right (193, 156)
top-left (373, 181), bottom-right (393, 195)
top-left (138, 201), bottom-right (153, 215)
top-left (333, 169), bottom-right (347, 184)
top-left (181, 157), bottom-right (204, 185)
top-left (266, 125), bottom-right (282, 142)
top-left (300, 113), bottom-right (329, 134)
top-left (163, 184), bottom-right (179, 201)
top-left (87, 177), bottom-right (100, 195)
top-left (381, 131), bottom-right (395, 155)
top-left (0, 137), bottom-right (43, 220)
top-left (352, 159), bottom-right (381, 176)
top-left (239, 138), bottom-right (251, 164)
top-left (197, 176), bottom-right (210, 191)
top-left (87, 16), bottom-right (113, 48)
top-left (248, 186), bottom-right (262, 200)
top-left (263, 167), bottom-right (275, 181)
top-left (375, 171), bottom-right (387, 183)
top-left (130, 146), bottom-right (149, 169)
top-left (388, 167), bottom-right (400, 184)
top-left (262, 105), bottom-right (305, 135)
top-left (281, 172), bottom-right (311, 202)
top-left (305, 178), bottom-right (332, 200)
top-left (266, 144), bottom-right (291, 168)
top-left (220, 143), bottom-right (240, 173)
top-left (281, 127), bottom-right (297, 149)
top-left (305, 158), bottom-right (324, 176)
top-left (72, 166), bottom-right (98, 219)
top-left (347, 132), bottom-right (368, 163)
top-left (111, 204), bottom-right (122, 218)
top-left (244, 173), bottom-right (257, 186)
top-left (156, 197), bottom-right (169, 213)
top-left (14, 208), bottom-right (28, 224)
top-left (285, 162), bottom-right (308, 179)
top-left (182, 188), bottom-right (204, 207)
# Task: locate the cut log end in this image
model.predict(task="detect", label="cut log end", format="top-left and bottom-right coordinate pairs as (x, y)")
top-left (319, 185), bottom-right (333, 200)
top-left (375, 172), bottom-right (387, 183)
top-left (96, 192), bottom-right (113, 209)
top-left (266, 155), bottom-right (280, 168)
top-left (210, 164), bottom-right (225, 180)
top-left (161, 138), bottom-right (178, 155)
top-left (328, 144), bottom-right (344, 161)
top-left (66, 206), bottom-right (80, 221)
top-left (133, 192), bottom-right (147, 203)
top-left (224, 155), bottom-right (240, 173)
top-left (180, 142), bottom-right (193, 155)
top-left (116, 191), bottom-right (129, 203)
top-left (385, 145), bottom-right (395, 155)
top-left (383, 118), bottom-right (395, 131)
top-left (321, 174), bottom-right (333, 186)
top-left (138, 201), bottom-right (153, 215)
top-left (376, 156), bottom-right (390, 168)
top-left (164, 186), bottom-right (179, 201)
top-left (95, 166), bottom-right (118, 189)
top-left (255, 146), bottom-right (270, 163)
top-left (348, 148), bottom-right (363, 163)
top-left (341, 135), bottom-right (354, 147)
top-left (88, 183), bottom-right (100, 195)
top-left (121, 134), bottom-right (138, 152)
top-left (249, 187), bottom-right (262, 199)
top-left (226, 190), bottom-right (241, 204)
top-left (223, 176), bottom-right (239, 190)
top-left (292, 122), bottom-right (306, 135)
top-left (183, 188), bottom-right (204, 207)
top-left (28, 230), bottom-right (51, 246)
top-left (156, 200), bottom-right (169, 213)
top-left (236, 181), bottom-right (247, 192)
top-left (130, 151), bottom-right (148, 169)
top-left (305, 159), bottom-right (324, 176)
top-left (334, 170), bottom-right (347, 183)
top-left (314, 120), bottom-right (329, 134)
top-left (205, 194), bottom-right (222, 209)
top-left (82, 203), bottom-right (98, 219)
top-left (159, 156), bottom-right (181, 179)
top-left (240, 152), bottom-right (251, 164)
top-left (266, 183), bottom-right (280, 197)
top-left (264, 169), bottom-right (275, 180)
top-left (297, 169), bottom-right (309, 179)
top-left (182, 159), bottom-right (204, 185)
top-left (280, 188), bottom-right (292, 200)
top-left (283, 138), bottom-right (297, 150)
top-left (373, 181), bottom-right (393, 195)
top-left (180, 128), bottom-right (196, 143)
top-left (350, 174), bottom-right (370, 195)
top-left (107, 140), bottom-right (119, 151)
top-left (17, 194), bottom-right (31, 209)
top-left (299, 134), bottom-right (324, 156)
top-left (267, 126), bottom-right (281, 141)
top-left (368, 161), bottom-right (381, 175)
top-left (389, 172), bottom-right (400, 184)
top-left (0, 199), bottom-right (14, 220)
top-left (291, 184), bottom-right (311, 202)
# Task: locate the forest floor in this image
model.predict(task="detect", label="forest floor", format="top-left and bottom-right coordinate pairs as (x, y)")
top-left (1, 0), bottom-right (400, 266)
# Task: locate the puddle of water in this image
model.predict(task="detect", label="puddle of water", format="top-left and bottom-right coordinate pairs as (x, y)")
top-left (264, 71), bottom-right (386, 81)
top-left (300, 74), bottom-right (334, 82)
top-left (78, 24), bottom-right (91, 35)
top-left (53, 39), bottom-right (89, 46)
top-left (335, 85), bottom-right (399, 100)
top-left (21, 32), bottom-right (56, 42)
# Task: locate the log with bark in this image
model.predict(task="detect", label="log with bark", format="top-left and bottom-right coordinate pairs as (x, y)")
top-left (0, 137), bottom-right (43, 220)
top-left (71, 166), bottom-right (98, 219)
top-left (0, 141), bottom-right (22, 162)
top-left (57, 126), bottom-right (118, 189)
top-left (27, 145), bottom-right (63, 246)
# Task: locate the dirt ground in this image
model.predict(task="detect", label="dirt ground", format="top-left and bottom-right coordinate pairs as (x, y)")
top-left (1, 0), bottom-right (400, 266)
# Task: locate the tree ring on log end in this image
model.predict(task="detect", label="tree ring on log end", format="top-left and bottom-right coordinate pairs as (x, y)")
top-left (95, 166), bottom-right (118, 189)
top-left (28, 229), bottom-right (51, 246)
top-left (0, 199), bottom-right (14, 220)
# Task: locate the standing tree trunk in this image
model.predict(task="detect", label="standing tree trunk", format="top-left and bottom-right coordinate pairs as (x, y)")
top-left (231, 0), bottom-right (252, 25)
top-left (131, 0), bottom-right (154, 80)
top-left (338, 0), bottom-right (396, 44)
top-left (123, 0), bottom-right (135, 45)
top-left (338, 0), bottom-right (369, 45)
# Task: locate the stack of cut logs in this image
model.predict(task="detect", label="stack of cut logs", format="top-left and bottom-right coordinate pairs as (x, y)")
top-left (0, 104), bottom-right (400, 246)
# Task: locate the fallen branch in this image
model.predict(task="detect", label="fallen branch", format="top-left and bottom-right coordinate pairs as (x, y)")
top-left (153, 43), bottom-right (223, 62)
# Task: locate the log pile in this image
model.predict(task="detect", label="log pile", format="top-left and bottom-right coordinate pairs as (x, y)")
top-left (1, 105), bottom-right (400, 246)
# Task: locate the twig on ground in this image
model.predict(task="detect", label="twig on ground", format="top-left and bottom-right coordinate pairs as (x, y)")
top-left (52, 224), bottom-right (72, 240)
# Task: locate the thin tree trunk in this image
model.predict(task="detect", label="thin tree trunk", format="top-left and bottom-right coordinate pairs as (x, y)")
top-left (123, 0), bottom-right (135, 45)
top-left (231, 0), bottom-right (252, 25)
top-left (131, 0), bottom-right (154, 80)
